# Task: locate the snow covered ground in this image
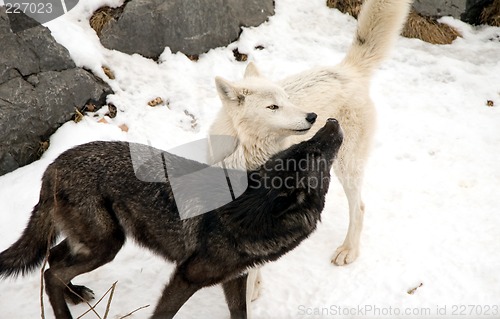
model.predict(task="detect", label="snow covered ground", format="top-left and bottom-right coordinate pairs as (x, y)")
top-left (1, 0), bottom-right (500, 318)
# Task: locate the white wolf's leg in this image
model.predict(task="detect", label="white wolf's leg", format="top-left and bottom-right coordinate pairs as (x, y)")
top-left (332, 158), bottom-right (365, 266)
top-left (246, 268), bottom-right (262, 303)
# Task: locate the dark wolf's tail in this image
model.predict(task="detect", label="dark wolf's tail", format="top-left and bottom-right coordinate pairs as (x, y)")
top-left (0, 198), bottom-right (56, 278)
top-left (341, 0), bottom-right (412, 76)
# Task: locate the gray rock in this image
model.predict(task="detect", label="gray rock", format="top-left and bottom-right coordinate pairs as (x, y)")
top-left (19, 25), bottom-right (76, 72)
top-left (4, 0), bottom-right (80, 32)
top-left (0, 4), bottom-right (12, 33)
top-left (0, 7), bottom-right (112, 176)
top-left (228, 0), bottom-right (275, 27)
top-left (412, 0), bottom-right (487, 23)
top-left (0, 8), bottom-right (75, 84)
top-left (99, 0), bottom-right (274, 58)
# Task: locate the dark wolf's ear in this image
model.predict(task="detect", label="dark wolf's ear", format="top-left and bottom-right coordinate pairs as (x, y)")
top-left (244, 62), bottom-right (261, 78)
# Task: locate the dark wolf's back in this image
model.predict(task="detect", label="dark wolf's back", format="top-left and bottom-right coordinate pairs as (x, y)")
top-left (46, 141), bottom-right (207, 261)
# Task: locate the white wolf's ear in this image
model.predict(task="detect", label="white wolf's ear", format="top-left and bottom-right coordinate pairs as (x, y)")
top-left (244, 62), bottom-right (261, 78)
top-left (215, 76), bottom-right (240, 102)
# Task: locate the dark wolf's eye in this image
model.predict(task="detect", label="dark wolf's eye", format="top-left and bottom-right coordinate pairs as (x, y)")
top-left (267, 104), bottom-right (279, 110)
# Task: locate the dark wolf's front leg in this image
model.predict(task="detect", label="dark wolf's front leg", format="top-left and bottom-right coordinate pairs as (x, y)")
top-left (151, 269), bottom-right (202, 319)
top-left (222, 273), bottom-right (248, 319)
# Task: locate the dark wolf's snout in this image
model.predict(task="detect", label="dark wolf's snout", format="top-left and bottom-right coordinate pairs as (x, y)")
top-left (312, 118), bottom-right (343, 152)
top-left (326, 118), bottom-right (340, 130)
top-left (319, 118), bottom-right (342, 138)
top-left (306, 112), bottom-right (317, 124)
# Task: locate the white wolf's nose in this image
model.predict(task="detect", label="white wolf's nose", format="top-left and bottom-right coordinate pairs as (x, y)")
top-left (306, 113), bottom-right (317, 124)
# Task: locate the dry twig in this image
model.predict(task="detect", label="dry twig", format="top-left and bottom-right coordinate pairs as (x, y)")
top-left (118, 304), bottom-right (151, 319)
top-left (103, 281), bottom-right (117, 319)
top-left (39, 231), bottom-right (52, 319)
top-left (76, 282), bottom-right (117, 319)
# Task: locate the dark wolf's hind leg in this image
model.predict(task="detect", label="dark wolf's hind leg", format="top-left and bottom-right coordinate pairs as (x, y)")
top-left (48, 240), bottom-right (95, 304)
top-left (223, 273), bottom-right (248, 319)
top-left (44, 231), bottom-right (125, 319)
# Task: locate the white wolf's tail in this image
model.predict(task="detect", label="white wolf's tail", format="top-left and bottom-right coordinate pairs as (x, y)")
top-left (341, 0), bottom-right (412, 76)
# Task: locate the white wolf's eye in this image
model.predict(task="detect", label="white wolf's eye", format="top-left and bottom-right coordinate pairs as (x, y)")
top-left (267, 104), bottom-right (279, 110)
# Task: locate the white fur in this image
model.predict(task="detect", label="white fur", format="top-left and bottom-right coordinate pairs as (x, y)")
top-left (209, 0), bottom-right (412, 301)
top-left (211, 75), bottom-right (315, 170)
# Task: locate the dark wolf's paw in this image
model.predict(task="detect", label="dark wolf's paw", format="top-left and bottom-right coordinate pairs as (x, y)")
top-left (64, 284), bottom-right (95, 305)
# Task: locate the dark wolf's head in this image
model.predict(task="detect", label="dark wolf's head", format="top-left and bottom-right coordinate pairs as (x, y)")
top-left (225, 119), bottom-right (343, 233)
top-left (265, 118), bottom-right (343, 175)
top-left (254, 117), bottom-right (343, 198)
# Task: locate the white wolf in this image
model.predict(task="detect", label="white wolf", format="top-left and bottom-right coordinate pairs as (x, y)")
top-left (209, 0), bottom-right (412, 301)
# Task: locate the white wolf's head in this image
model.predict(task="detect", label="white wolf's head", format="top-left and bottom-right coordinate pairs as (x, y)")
top-left (214, 63), bottom-right (317, 143)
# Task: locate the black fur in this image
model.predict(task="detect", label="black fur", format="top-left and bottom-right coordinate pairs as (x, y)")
top-left (0, 119), bottom-right (343, 319)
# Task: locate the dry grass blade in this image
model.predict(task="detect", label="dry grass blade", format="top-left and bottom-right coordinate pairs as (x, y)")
top-left (119, 304), bottom-right (150, 319)
top-left (103, 281), bottom-right (117, 319)
top-left (37, 140), bottom-right (50, 160)
top-left (90, 2), bottom-right (130, 35)
top-left (102, 66), bottom-right (115, 80)
top-left (402, 11), bottom-right (460, 45)
top-left (39, 229), bottom-right (53, 319)
top-left (74, 107), bottom-right (85, 123)
top-left (90, 7), bottom-right (117, 36)
top-left (54, 278), bottom-right (102, 319)
top-left (326, 0), bottom-right (362, 17)
top-left (77, 282), bottom-right (117, 319)
top-left (481, 0), bottom-right (500, 26)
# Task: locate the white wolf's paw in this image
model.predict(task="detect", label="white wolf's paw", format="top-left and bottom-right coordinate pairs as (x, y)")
top-left (331, 245), bottom-right (359, 266)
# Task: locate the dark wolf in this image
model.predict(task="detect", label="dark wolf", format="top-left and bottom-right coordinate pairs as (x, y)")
top-left (0, 119), bottom-right (343, 319)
